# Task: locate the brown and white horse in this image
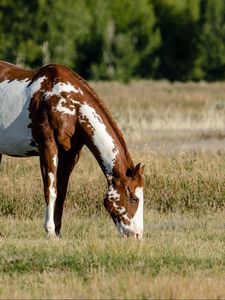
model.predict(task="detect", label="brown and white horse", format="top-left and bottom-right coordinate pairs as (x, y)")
top-left (0, 60), bottom-right (144, 239)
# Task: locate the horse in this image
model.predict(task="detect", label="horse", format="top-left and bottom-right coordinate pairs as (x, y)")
top-left (0, 60), bottom-right (144, 239)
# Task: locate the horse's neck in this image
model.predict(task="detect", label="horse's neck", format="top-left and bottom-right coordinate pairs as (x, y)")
top-left (78, 101), bottom-right (133, 178)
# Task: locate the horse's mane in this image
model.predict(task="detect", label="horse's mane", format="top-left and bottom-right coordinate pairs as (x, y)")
top-left (70, 69), bottom-right (131, 160)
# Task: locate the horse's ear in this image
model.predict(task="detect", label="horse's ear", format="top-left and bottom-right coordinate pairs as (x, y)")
top-left (132, 163), bottom-right (145, 177)
top-left (132, 163), bottom-right (141, 177)
top-left (139, 165), bottom-right (145, 176)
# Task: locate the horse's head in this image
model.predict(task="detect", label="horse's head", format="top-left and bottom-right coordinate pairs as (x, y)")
top-left (104, 163), bottom-right (144, 239)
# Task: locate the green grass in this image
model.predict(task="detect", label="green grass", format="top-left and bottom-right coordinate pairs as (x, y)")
top-left (1, 211), bottom-right (225, 298)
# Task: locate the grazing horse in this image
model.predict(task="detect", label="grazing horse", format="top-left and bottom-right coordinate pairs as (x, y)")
top-left (0, 60), bottom-right (144, 239)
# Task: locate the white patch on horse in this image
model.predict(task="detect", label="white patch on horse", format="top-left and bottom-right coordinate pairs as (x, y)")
top-left (79, 103), bottom-right (119, 174)
top-left (122, 214), bottom-right (130, 222)
top-left (107, 185), bottom-right (129, 220)
top-left (115, 206), bottom-right (126, 214)
top-left (53, 154), bottom-right (58, 167)
top-left (44, 172), bottom-right (57, 235)
top-left (0, 76), bottom-right (46, 156)
top-left (45, 82), bottom-right (83, 97)
top-left (45, 82), bottom-right (82, 116)
top-left (108, 185), bottom-right (120, 200)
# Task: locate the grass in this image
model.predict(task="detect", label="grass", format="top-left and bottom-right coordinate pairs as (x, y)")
top-left (1, 151), bottom-right (225, 217)
top-left (1, 211), bottom-right (225, 298)
top-left (1, 80), bottom-right (225, 298)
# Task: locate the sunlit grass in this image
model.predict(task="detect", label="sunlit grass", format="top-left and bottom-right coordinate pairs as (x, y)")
top-left (93, 80), bottom-right (225, 131)
top-left (1, 211), bottom-right (225, 298)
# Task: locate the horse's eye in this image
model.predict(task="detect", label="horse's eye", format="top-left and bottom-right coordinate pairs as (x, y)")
top-left (130, 196), bottom-right (139, 203)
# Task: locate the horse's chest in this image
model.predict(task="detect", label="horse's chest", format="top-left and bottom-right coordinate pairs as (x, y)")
top-left (0, 78), bottom-right (44, 156)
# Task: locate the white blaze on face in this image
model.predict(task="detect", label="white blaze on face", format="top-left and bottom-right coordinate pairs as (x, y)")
top-left (130, 187), bottom-right (144, 237)
top-left (79, 103), bottom-right (119, 174)
top-left (0, 76), bottom-right (46, 156)
top-left (44, 172), bottom-right (57, 235)
top-left (45, 82), bottom-right (83, 115)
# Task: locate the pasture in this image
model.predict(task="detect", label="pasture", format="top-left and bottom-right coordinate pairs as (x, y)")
top-left (1, 80), bottom-right (225, 298)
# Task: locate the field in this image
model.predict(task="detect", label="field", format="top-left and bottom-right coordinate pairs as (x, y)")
top-left (1, 81), bottom-right (225, 298)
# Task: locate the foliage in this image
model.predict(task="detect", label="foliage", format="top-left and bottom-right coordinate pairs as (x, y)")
top-left (83, 0), bottom-right (160, 81)
top-left (0, 0), bottom-right (225, 81)
top-left (152, 0), bottom-right (202, 81)
top-left (198, 0), bottom-right (225, 80)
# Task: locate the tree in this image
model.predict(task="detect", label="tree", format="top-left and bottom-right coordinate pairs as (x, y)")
top-left (152, 0), bottom-right (201, 81)
top-left (82, 0), bottom-right (161, 81)
top-left (2, 0), bottom-right (225, 82)
top-left (0, 1), bottom-right (42, 66)
top-left (199, 0), bottom-right (225, 80)
top-left (0, 0), bottom-right (92, 68)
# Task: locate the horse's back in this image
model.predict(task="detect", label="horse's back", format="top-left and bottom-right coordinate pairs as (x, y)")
top-left (0, 60), bottom-right (36, 81)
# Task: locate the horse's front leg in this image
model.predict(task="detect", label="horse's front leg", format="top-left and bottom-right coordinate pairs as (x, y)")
top-left (54, 149), bottom-right (82, 235)
top-left (39, 140), bottom-right (58, 237)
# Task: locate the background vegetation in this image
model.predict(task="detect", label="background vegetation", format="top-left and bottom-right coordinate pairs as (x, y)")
top-left (1, 0), bottom-right (225, 82)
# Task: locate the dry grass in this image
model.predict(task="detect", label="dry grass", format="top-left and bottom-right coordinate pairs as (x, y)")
top-left (1, 270), bottom-right (225, 299)
top-left (92, 80), bottom-right (225, 152)
top-left (1, 80), bottom-right (225, 298)
top-left (93, 80), bottom-right (225, 129)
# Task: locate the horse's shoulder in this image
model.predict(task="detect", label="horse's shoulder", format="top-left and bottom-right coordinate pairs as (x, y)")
top-left (29, 64), bottom-right (79, 150)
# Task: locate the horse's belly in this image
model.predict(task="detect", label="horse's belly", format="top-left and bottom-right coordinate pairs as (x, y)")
top-left (0, 106), bottom-right (39, 156)
top-left (0, 121), bottom-right (38, 157)
top-left (0, 78), bottom-right (40, 157)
